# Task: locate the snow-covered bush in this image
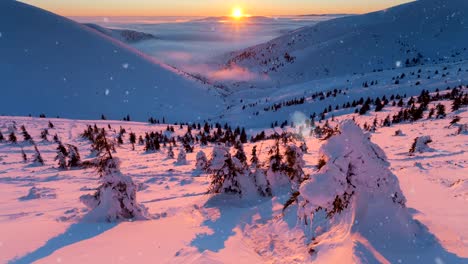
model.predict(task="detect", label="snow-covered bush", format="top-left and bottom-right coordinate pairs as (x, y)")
top-left (175, 148), bottom-right (188, 165)
top-left (80, 155), bottom-right (149, 222)
top-left (193, 150), bottom-right (208, 176)
top-left (296, 120), bottom-right (418, 256)
top-left (409, 136), bottom-right (433, 155)
top-left (394, 129), bottom-right (404, 136)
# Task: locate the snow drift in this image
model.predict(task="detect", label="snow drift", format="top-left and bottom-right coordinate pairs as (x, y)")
top-left (0, 0), bottom-right (223, 122)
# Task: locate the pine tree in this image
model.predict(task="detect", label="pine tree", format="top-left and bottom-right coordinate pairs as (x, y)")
top-left (250, 145), bottom-right (259, 166)
top-left (240, 128), bottom-right (248, 143)
top-left (20, 125), bottom-right (33, 143)
top-left (40, 129), bottom-right (49, 141)
top-left (175, 148), bottom-right (187, 165)
top-left (194, 150), bottom-right (208, 175)
top-left (55, 142), bottom-right (68, 169)
top-left (167, 146), bottom-right (175, 159)
top-left (0, 131), bottom-right (4, 142)
top-left (20, 148), bottom-right (27, 163)
top-left (234, 141), bottom-right (247, 167)
top-left (436, 103), bottom-right (446, 118)
top-left (9, 132), bottom-right (17, 144)
top-left (129, 132), bottom-right (136, 150)
top-left (48, 121), bottom-right (54, 129)
top-left (284, 144), bottom-right (306, 186)
top-left (67, 144), bottom-right (81, 168)
top-left (32, 145), bottom-right (44, 165)
top-left (207, 145), bottom-right (243, 195)
top-left (80, 151), bottom-right (148, 221)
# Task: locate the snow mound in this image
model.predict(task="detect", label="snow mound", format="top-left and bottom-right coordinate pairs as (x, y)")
top-left (0, 1), bottom-right (223, 122)
top-left (19, 186), bottom-right (56, 201)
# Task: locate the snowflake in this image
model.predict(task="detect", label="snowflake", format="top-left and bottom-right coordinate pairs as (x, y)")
top-left (0, 32), bottom-right (2, 38)
top-left (396, 61), bottom-right (402, 68)
top-left (122, 63), bottom-right (129, 69)
top-left (105, 89), bottom-right (110, 96)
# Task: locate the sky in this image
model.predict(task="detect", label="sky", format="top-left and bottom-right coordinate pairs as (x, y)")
top-left (20, 0), bottom-right (414, 17)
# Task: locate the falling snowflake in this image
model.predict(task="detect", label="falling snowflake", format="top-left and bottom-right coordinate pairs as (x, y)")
top-left (0, 32), bottom-right (2, 38)
top-left (396, 61), bottom-right (402, 68)
top-left (122, 63), bottom-right (129, 69)
top-left (105, 89), bottom-right (110, 96)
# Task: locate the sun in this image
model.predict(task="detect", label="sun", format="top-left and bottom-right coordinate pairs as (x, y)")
top-left (231, 7), bottom-right (244, 19)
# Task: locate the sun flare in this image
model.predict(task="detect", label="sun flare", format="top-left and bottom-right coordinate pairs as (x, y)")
top-left (231, 7), bottom-right (244, 19)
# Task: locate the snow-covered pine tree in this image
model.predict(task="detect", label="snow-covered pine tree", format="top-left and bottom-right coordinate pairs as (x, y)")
top-left (32, 145), bottom-right (44, 166)
top-left (207, 145), bottom-right (243, 195)
top-left (175, 148), bottom-right (188, 165)
top-left (0, 131), bottom-right (4, 142)
top-left (40, 129), bottom-right (49, 141)
top-left (248, 145), bottom-right (272, 197)
top-left (296, 120), bottom-right (418, 257)
top-left (234, 141), bottom-right (247, 167)
top-left (129, 132), bottom-right (136, 150)
top-left (55, 142), bottom-right (68, 170)
top-left (20, 125), bottom-right (33, 143)
top-left (67, 144), bottom-right (81, 168)
top-left (284, 144), bottom-right (306, 187)
top-left (167, 145), bottom-right (175, 159)
top-left (409, 136), bottom-right (433, 155)
top-left (266, 139), bottom-right (289, 190)
top-left (80, 133), bottom-right (148, 222)
top-left (194, 150), bottom-right (208, 175)
top-left (250, 145), bottom-right (259, 166)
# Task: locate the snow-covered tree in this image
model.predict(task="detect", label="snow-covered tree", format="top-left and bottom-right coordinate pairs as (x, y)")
top-left (0, 131), bottom-right (4, 142)
top-left (167, 145), bottom-right (175, 159)
top-left (284, 144), bottom-right (306, 186)
top-left (20, 125), bottom-right (33, 143)
top-left (296, 120), bottom-right (418, 256)
top-left (175, 148), bottom-right (187, 165)
top-left (409, 136), bottom-right (433, 155)
top-left (80, 134), bottom-right (148, 222)
top-left (67, 144), bottom-right (81, 168)
top-left (207, 145), bottom-right (243, 195)
top-left (40, 129), bottom-right (49, 141)
top-left (32, 145), bottom-right (44, 166)
top-left (234, 141), bottom-right (247, 167)
top-left (55, 142), bottom-right (68, 170)
top-left (193, 150), bottom-right (208, 176)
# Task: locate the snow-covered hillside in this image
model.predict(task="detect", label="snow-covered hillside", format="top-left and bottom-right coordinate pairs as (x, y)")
top-left (223, 0), bottom-right (468, 88)
top-left (0, 89), bottom-right (466, 263)
top-left (0, 0), bottom-right (224, 122)
top-left (83, 24), bottom-right (157, 43)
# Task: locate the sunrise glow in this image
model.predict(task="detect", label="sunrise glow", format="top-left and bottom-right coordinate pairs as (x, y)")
top-left (231, 7), bottom-right (244, 19)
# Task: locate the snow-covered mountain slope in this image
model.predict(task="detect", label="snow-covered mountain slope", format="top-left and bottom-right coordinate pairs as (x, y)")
top-left (220, 59), bottom-right (468, 128)
top-left (223, 0), bottom-right (468, 88)
top-left (83, 24), bottom-right (157, 43)
top-left (0, 0), bottom-right (224, 122)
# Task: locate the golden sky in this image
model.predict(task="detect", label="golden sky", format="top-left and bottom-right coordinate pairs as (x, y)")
top-left (20, 0), bottom-right (414, 17)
